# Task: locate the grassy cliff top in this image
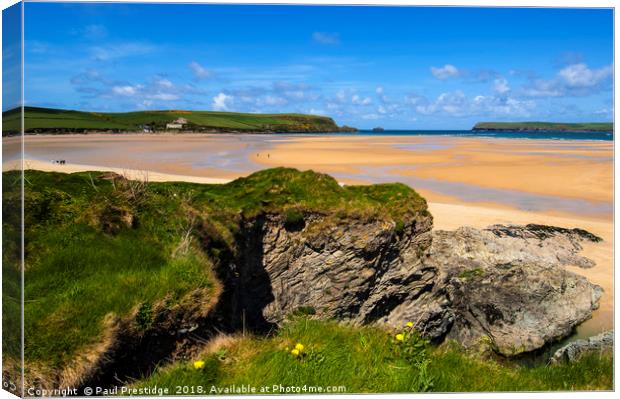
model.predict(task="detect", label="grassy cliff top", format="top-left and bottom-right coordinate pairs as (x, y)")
top-left (473, 121), bottom-right (613, 132)
top-left (2, 167), bottom-right (427, 373)
top-left (2, 106), bottom-right (356, 134)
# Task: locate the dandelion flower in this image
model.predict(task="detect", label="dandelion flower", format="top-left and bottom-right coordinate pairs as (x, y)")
top-left (406, 322), bottom-right (414, 328)
top-left (295, 343), bottom-right (305, 351)
top-left (291, 349), bottom-right (300, 356)
top-left (395, 333), bottom-right (405, 342)
top-left (193, 360), bottom-right (205, 369)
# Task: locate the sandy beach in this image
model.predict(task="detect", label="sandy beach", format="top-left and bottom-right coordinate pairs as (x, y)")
top-left (3, 133), bottom-right (613, 336)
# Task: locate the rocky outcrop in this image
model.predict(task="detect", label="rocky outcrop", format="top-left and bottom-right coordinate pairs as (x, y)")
top-left (550, 331), bottom-right (614, 364)
top-left (220, 214), bottom-right (603, 357)
top-left (422, 225), bottom-right (602, 355)
top-left (215, 211), bottom-right (434, 333)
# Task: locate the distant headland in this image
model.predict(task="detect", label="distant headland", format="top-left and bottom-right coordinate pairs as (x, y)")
top-left (473, 121), bottom-right (613, 132)
top-left (1, 106), bottom-right (358, 135)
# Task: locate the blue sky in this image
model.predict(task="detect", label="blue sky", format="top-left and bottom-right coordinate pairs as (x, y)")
top-left (2, 2), bottom-right (21, 111)
top-left (22, 3), bottom-right (613, 129)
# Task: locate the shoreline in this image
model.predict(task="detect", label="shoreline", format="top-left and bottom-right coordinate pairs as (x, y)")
top-left (5, 159), bottom-right (231, 185)
top-left (4, 131), bottom-right (614, 143)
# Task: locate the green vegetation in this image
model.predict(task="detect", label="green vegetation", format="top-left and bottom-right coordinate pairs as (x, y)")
top-left (1, 106), bottom-right (357, 135)
top-left (3, 167), bottom-right (612, 392)
top-left (473, 121), bottom-right (613, 132)
top-left (2, 171), bottom-right (21, 362)
top-left (3, 171), bottom-right (217, 371)
top-left (458, 268), bottom-right (485, 280)
top-left (2, 167), bottom-right (426, 376)
top-left (133, 318), bottom-right (613, 393)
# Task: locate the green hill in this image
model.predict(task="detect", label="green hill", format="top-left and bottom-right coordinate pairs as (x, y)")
top-left (1, 107), bottom-right (357, 135)
top-left (473, 121), bottom-right (613, 132)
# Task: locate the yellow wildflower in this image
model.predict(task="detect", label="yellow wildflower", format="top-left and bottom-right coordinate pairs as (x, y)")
top-left (395, 333), bottom-right (405, 342)
top-left (295, 343), bottom-right (305, 351)
top-left (291, 349), bottom-right (300, 356)
top-left (193, 360), bottom-right (205, 369)
top-left (406, 322), bottom-right (414, 328)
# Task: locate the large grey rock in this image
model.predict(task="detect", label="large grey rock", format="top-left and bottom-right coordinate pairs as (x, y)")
top-left (222, 214), bottom-right (603, 356)
top-left (551, 331), bottom-right (614, 364)
top-left (421, 225), bottom-right (602, 355)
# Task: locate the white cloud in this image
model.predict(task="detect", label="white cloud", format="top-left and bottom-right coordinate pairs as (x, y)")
top-left (272, 82), bottom-right (317, 102)
top-left (212, 92), bottom-right (233, 111)
top-left (189, 61), bottom-right (211, 80)
top-left (522, 80), bottom-right (563, 97)
top-left (558, 63), bottom-right (612, 88)
top-left (352, 94), bottom-right (372, 106)
top-left (261, 95), bottom-right (288, 106)
top-left (156, 78), bottom-right (174, 89)
top-left (430, 64), bottom-right (460, 80)
top-left (324, 101), bottom-right (344, 116)
top-left (308, 108), bottom-right (326, 116)
top-left (222, 82), bottom-right (318, 110)
top-left (494, 78), bottom-right (510, 94)
top-left (312, 32), bottom-right (340, 45)
top-left (335, 89), bottom-right (347, 102)
top-left (95, 75), bottom-right (203, 106)
top-left (375, 86), bottom-right (390, 103)
top-left (415, 90), bottom-right (534, 118)
top-left (594, 107), bottom-right (613, 117)
top-left (524, 63), bottom-right (612, 97)
top-left (112, 85), bottom-right (138, 96)
top-left (405, 93), bottom-right (425, 105)
top-left (473, 95), bottom-right (534, 117)
top-left (376, 103), bottom-right (401, 117)
top-left (418, 91), bottom-right (467, 115)
top-left (149, 93), bottom-right (179, 101)
top-left (138, 100), bottom-right (153, 109)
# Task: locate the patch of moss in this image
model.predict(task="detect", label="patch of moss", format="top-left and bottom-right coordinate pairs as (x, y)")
top-left (284, 209), bottom-right (305, 231)
top-left (135, 302), bottom-right (154, 331)
top-left (291, 306), bottom-right (317, 317)
top-left (458, 268), bottom-right (485, 280)
top-left (394, 220), bottom-right (405, 234)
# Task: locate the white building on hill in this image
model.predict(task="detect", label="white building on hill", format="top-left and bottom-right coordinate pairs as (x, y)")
top-left (166, 117), bottom-right (188, 130)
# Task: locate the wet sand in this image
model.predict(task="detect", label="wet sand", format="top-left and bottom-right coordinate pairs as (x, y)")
top-left (5, 134), bottom-right (613, 214)
top-left (3, 133), bottom-right (613, 336)
top-left (254, 135), bottom-right (613, 205)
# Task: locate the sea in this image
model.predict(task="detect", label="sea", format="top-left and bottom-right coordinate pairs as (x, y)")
top-left (351, 129), bottom-right (614, 141)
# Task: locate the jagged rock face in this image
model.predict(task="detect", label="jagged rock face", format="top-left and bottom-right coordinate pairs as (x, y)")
top-left (550, 330), bottom-right (613, 364)
top-left (424, 226), bottom-right (602, 356)
top-left (259, 213), bottom-right (434, 325)
top-left (227, 215), bottom-right (603, 357)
